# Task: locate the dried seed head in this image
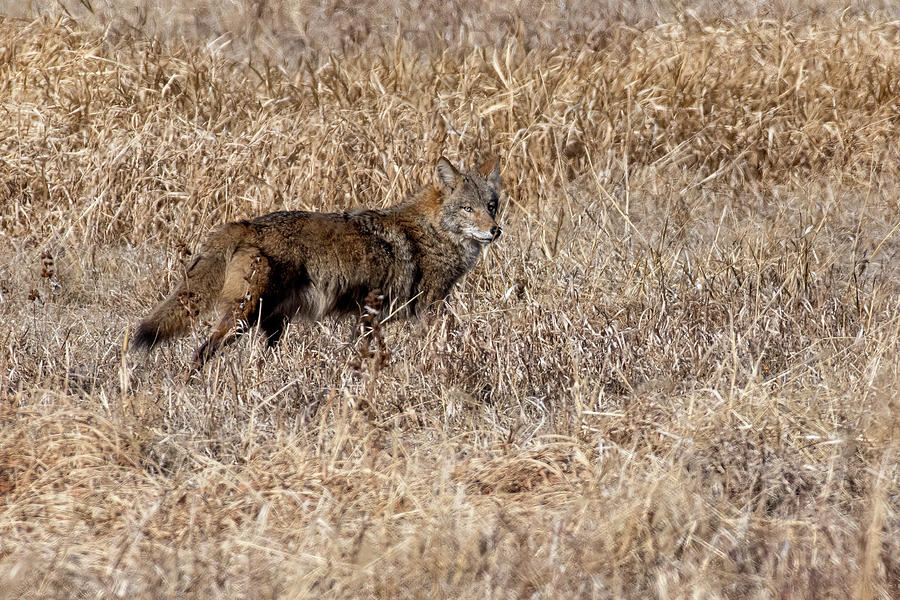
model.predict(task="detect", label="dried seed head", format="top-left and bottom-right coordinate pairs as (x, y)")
top-left (40, 251), bottom-right (54, 279)
top-left (177, 289), bottom-right (201, 317)
top-left (175, 242), bottom-right (191, 259)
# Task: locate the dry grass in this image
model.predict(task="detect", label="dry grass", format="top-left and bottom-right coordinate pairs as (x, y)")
top-left (1, 1), bottom-right (899, 598)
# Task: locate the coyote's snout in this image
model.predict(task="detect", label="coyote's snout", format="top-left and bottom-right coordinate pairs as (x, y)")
top-left (133, 155), bottom-right (502, 371)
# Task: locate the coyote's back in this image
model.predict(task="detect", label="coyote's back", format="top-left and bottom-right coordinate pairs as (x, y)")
top-left (133, 155), bottom-right (502, 371)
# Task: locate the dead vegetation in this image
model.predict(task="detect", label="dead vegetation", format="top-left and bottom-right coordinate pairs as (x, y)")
top-left (0, 1), bottom-right (898, 598)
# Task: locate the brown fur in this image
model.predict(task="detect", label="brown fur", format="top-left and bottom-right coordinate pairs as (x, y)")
top-left (133, 156), bottom-right (502, 371)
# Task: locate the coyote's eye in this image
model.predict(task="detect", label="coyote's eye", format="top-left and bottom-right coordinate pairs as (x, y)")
top-left (462, 206), bottom-right (473, 212)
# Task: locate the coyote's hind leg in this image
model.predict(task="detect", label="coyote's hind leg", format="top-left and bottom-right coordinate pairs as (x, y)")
top-left (260, 314), bottom-right (289, 347)
top-left (190, 247), bottom-right (271, 373)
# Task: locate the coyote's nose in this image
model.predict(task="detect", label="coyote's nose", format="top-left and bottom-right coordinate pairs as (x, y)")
top-left (491, 225), bottom-right (501, 240)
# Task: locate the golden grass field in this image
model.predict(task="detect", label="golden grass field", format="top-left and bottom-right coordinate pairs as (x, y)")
top-left (0, 1), bottom-right (898, 598)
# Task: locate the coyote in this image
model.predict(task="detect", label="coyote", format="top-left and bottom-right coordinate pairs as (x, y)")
top-left (133, 156), bottom-right (502, 370)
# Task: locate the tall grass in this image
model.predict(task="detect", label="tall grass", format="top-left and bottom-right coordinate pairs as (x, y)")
top-left (0, 2), bottom-right (898, 598)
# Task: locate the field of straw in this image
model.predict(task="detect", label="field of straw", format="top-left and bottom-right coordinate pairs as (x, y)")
top-left (0, 1), bottom-right (898, 598)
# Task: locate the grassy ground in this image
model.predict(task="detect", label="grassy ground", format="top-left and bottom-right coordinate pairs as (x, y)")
top-left (0, 1), bottom-right (898, 598)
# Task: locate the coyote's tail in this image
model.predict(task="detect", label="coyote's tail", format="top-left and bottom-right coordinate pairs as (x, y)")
top-left (132, 226), bottom-right (240, 350)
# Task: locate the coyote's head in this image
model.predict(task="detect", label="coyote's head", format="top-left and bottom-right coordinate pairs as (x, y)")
top-left (436, 156), bottom-right (502, 245)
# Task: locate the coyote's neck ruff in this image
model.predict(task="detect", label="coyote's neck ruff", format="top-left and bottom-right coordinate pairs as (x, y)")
top-left (133, 156), bottom-right (502, 371)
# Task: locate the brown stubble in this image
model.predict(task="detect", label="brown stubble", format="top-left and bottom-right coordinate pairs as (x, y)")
top-left (1, 2), bottom-right (899, 599)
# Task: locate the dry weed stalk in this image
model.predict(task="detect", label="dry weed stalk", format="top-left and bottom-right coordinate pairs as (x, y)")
top-left (348, 290), bottom-right (391, 423)
top-left (350, 289), bottom-right (391, 374)
top-left (175, 242), bottom-right (202, 320)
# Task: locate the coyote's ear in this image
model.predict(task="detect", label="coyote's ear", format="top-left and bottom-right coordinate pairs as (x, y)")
top-left (477, 156), bottom-right (501, 189)
top-left (437, 157), bottom-right (461, 190)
